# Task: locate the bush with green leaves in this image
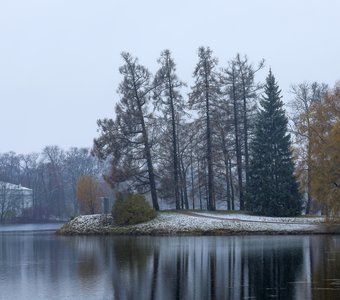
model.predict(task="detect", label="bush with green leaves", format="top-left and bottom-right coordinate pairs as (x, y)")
top-left (112, 193), bottom-right (156, 225)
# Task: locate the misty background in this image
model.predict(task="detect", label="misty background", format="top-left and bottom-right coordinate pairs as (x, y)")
top-left (0, 0), bottom-right (339, 153)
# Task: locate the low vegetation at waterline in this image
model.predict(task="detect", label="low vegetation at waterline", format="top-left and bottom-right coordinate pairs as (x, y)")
top-left (112, 193), bottom-right (156, 225)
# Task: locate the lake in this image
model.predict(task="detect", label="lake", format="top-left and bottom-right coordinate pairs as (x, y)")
top-left (1, 224), bottom-right (340, 300)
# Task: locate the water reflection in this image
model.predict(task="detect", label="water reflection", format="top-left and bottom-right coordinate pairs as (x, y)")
top-left (308, 236), bottom-right (340, 300)
top-left (109, 237), bottom-right (304, 300)
top-left (246, 238), bottom-right (303, 299)
top-left (1, 231), bottom-right (340, 299)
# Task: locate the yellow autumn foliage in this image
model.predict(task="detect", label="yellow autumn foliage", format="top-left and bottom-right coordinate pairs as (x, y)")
top-left (76, 176), bottom-right (103, 214)
top-left (310, 84), bottom-right (340, 219)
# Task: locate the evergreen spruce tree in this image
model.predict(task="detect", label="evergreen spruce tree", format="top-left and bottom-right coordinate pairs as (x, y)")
top-left (245, 70), bottom-right (302, 216)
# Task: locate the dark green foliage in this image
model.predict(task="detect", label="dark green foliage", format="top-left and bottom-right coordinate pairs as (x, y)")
top-left (245, 70), bottom-right (302, 217)
top-left (112, 193), bottom-right (156, 225)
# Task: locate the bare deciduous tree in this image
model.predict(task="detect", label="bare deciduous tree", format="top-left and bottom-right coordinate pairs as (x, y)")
top-left (189, 47), bottom-right (220, 211)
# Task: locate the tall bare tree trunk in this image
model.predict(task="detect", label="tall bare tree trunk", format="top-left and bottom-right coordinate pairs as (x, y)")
top-left (232, 75), bottom-right (244, 210)
top-left (141, 119), bottom-right (159, 211)
top-left (229, 158), bottom-right (235, 210)
top-left (205, 70), bottom-right (215, 211)
top-left (137, 92), bottom-right (159, 211)
top-left (242, 82), bottom-right (250, 185)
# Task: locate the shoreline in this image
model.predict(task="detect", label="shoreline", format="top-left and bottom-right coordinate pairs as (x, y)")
top-left (56, 211), bottom-right (340, 236)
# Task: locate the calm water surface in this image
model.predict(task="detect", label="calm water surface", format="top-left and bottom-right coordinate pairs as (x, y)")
top-left (1, 224), bottom-right (340, 300)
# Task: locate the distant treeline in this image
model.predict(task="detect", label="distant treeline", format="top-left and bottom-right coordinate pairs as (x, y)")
top-left (0, 147), bottom-right (107, 221)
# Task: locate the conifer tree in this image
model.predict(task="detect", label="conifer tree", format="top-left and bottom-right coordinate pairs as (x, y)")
top-left (154, 50), bottom-right (186, 210)
top-left (245, 70), bottom-right (302, 216)
top-left (189, 47), bottom-right (220, 211)
top-left (93, 52), bottom-right (160, 210)
top-left (220, 55), bottom-right (264, 210)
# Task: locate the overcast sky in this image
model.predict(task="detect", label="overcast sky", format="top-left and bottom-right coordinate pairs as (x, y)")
top-left (0, 0), bottom-right (339, 154)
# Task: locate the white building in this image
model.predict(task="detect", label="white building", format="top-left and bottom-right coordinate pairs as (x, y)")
top-left (0, 182), bottom-right (33, 220)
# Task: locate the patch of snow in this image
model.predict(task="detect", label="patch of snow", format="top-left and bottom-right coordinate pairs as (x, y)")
top-left (192, 212), bottom-right (324, 224)
top-left (139, 213), bottom-right (319, 233)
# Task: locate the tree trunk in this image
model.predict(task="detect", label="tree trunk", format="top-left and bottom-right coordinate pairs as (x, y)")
top-left (179, 166), bottom-right (184, 209)
top-left (224, 152), bottom-right (231, 211)
top-left (145, 151), bottom-right (159, 211)
top-left (204, 168), bottom-right (209, 209)
top-left (139, 105), bottom-right (159, 211)
top-left (197, 158), bottom-right (203, 210)
top-left (168, 77), bottom-right (181, 210)
top-left (232, 74), bottom-right (244, 210)
top-left (242, 79), bottom-right (249, 185)
top-left (180, 159), bottom-right (189, 209)
top-left (229, 158), bottom-right (235, 210)
top-left (190, 150), bottom-right (195, 210)
top-left (306, 118), bottom-right (312, 214)
top-left (205, 67), bottom-right (215, 211)
top-left (220, 130), bottom-right (231, 210)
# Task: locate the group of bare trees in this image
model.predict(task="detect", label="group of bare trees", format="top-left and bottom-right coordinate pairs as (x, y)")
top-left (1, 50), bottom-right (335, 220)
top-left (1, 50), bottom-right (336, 218)
top-left (94, 48), bottom-right (265, 211)
top-left (0, 147), bottom-right (103, 221)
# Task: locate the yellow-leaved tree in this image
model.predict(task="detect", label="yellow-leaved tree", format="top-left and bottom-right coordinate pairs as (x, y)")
top-left (76, 176), bottom-right (103, 214)
top-left (289, 82), bottom-right (328, 214)
top-left (310, 83), bottom-right (340, 219)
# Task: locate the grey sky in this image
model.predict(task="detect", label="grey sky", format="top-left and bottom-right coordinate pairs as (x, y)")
top-left (0, 0), bottom-right (339, 154)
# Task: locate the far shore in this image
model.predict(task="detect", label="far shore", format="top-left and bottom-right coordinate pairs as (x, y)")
top-left (56, 211), bottom-right (340, 236)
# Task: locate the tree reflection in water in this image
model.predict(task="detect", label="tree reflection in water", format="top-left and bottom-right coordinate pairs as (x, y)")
top-left (108, 236), bottom-right (306, 300)
top-left (74, 237), bottom-right (101, 283)
top-left (2, 232), bottom-right (340, 299)
top-left (308, 236), bottom-right (340, 300)
top-left (245, 238), bottom-right (303, 299)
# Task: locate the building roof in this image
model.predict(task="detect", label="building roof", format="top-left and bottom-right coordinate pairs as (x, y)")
top-left (0, 181), bottom-right (32, 191)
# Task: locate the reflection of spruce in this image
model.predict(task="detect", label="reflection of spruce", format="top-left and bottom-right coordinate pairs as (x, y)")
top-left (246, 241), bottom-right (303, 299)
top-left (108, 236), bottom-right (308, 300)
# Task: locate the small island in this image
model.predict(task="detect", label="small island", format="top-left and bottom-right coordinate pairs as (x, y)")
top-left (57, 211), bottom-right (339, 236)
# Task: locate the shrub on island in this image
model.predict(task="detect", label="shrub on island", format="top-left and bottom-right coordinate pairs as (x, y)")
top-left (112, 193), bottom-right (156, 225)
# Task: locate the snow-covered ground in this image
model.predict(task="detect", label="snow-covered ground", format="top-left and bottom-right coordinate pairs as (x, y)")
top-left (192, 212), bottom-right (324, 224)
top-left (57, 211), bottom-right (330, 235)
top-left (139, 212), bottom-right (320, 233)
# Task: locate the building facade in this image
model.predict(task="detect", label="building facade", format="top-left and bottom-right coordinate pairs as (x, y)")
top-left (0, 182), bottom-right (33, 221)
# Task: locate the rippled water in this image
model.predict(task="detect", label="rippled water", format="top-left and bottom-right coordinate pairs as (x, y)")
top-left (1, 225), bottom-right (340, 299)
